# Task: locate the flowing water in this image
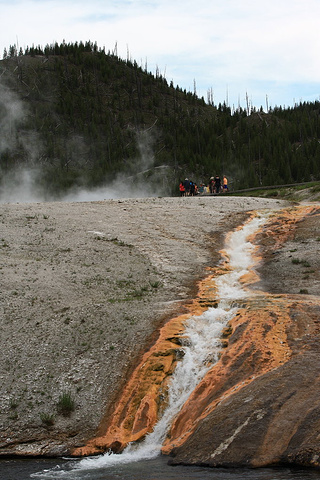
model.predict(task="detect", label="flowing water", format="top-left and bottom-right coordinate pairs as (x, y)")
top-left (2, 456), bottom-right (320, 480)
top-left (5, 214), bottom-right (320, 479)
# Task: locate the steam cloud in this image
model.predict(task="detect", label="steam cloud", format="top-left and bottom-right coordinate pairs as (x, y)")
top-left (0, 82), bottom-right (46, 203)
top-left (61, 129), bottom-right (168, 203)
top-left (0, 82), bottom-right (170, 204)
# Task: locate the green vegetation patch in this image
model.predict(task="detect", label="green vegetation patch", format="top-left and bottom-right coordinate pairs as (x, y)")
top-left (56, 391), bottom-right (75, 416)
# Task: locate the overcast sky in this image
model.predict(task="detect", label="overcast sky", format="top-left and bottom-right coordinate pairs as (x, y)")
top-left (1, 0), bottom-right (319, 110)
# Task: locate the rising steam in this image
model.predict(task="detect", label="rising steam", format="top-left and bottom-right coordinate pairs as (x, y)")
top-left (0, 85), bottom-right (169, 204)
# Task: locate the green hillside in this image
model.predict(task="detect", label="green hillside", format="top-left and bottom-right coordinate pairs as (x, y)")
top-left (1, 41), bottom-right (320, 198)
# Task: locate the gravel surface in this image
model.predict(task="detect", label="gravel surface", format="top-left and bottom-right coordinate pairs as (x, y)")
top-left (255, 203), bottom-right (320, 296)
top-left (0, 195), bottom-right (287, 455)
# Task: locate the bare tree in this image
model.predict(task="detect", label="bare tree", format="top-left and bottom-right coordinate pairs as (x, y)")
top-left (246, 91), bottom-right (251, 115)
top-left (207, 87), bottom-right (214, 106)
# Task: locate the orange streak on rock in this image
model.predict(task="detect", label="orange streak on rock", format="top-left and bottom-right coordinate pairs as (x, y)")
top-left (72, 205), bottom-right (319, 458)
top-left (162, 205), bottom-right (320, 454)
top-left (161, 294), bottom-right (292, 453)
top-left (72, 272), bottom-right (220, 457)
top-left (250, 299), bottom-right (320, 467)
top-left (256, 205), bottom-right (318, 253)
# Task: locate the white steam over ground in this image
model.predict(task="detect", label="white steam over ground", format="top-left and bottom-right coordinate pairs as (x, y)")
top-left (0, 82), bottom-right (170, 204)
top-left (0, 83), bottom-right (26, 151)
top-left (0, 164), bottom-right (168, 204)
top-left (0, 82), bottom-right (46, 203)
top-left (0, 168), bottom-right (42, 203)
top-left (60, 172), bottom-right (165, 203)
top-left (60, 129), bottom-right (169, 203)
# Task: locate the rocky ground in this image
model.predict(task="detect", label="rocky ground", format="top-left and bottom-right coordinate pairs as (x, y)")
top-left (255, 204), bottom-right (320, 296)
top-left (167, 203), bottom-right (320, 469)
top-left (0, 195), bottom-right (288, 456)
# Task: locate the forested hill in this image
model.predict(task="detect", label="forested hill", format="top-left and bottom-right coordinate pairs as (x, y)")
top-left (1, 40), bottom-right (320, 199)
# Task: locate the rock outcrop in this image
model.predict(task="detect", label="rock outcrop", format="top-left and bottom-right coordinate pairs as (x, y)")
top-left (1, 196), bottom-right (281, 456)
top-left (1, 198), bottom-right (319, 468)
top-left (72, 270), bottom-right (219, 456)
top-left (167, 205), bottom-right (320, 468)
top-left (72, 204), bottom-right (320, 470)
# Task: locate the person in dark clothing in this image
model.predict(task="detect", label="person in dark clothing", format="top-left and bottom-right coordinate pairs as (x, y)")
top-left (214, 175), bottom-right (221, 194)
top-left (183, 178), bottom-right (191, 196)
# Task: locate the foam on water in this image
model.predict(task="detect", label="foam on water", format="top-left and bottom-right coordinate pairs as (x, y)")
top-left (31, 214), bottom-right (266, 478)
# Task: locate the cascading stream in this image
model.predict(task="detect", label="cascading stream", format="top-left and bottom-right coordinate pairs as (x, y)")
top-left (32, 213), bottom-right (267, 478)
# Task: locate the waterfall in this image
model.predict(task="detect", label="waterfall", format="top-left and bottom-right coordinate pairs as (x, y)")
top-left (31, 214), bottom-right (266, 478)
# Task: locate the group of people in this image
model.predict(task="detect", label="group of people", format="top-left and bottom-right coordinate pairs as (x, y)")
top-left (179, 175), bottom-right (228, 196)
top-left (179, 178), bottom-right (199, 196)
top-left (208, 175), bottom-right (228, 194)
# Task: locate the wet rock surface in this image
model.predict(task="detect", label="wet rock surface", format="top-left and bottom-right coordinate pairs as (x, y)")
top-left (0, 196), bottom-right (284, 456)
top-left (167, 204), bottom-right (320, 469)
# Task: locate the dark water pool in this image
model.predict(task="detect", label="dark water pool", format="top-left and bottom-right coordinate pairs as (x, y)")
top-left (1, 457), bottom-right (320, 480)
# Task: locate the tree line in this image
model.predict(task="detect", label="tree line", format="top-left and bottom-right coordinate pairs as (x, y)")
top-left (1, 41), bottom-right (319, 197)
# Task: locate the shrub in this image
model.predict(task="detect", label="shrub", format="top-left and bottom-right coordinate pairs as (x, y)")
top-left (40, 412), bottom-right (55, 426)
top-left (56, 392), bottom-right (75, 416)
top-left (299, 289), bottom-right (309, 294)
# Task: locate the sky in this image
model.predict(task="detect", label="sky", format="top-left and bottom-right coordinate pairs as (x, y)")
top-left (1, 0), bottom-right (320, 110)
